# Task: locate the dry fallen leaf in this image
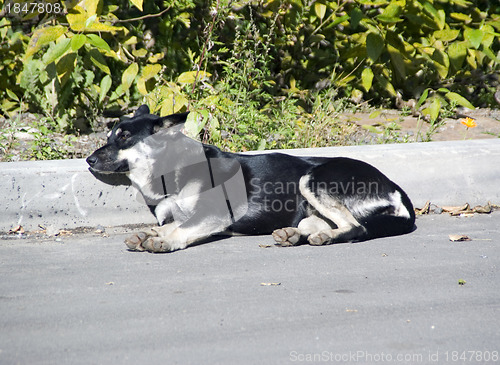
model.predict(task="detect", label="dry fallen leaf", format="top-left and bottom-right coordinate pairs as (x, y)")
top-left (442, 203), bottom-right (472, 216)
top-left (415, 201), bottom-right (430, 215)
top-left (58, 230), bottom-right (73, 236)
top-left (473, 203), bottom-right (492, 214)
top-left (449, 234), bottom-right (471, 242)
top-left (9, 225), bottom-right (24, 234)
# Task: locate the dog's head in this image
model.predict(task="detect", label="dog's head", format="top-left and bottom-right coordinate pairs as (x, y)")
top-left (86, 105), bottom-right (188, 173)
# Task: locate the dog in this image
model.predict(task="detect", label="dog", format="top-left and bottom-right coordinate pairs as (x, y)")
top-left (87, 105), bottom-right (415, 253)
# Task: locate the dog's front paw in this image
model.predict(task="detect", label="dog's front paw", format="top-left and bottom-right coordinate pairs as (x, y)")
top-left (124, 228), bottom-right (160, 251)
top-left (124, 232), bottom-right (150, 251)
top-left (272, 227), bottom-right (302, 246)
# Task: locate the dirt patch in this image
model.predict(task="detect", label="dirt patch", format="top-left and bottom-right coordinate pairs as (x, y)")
top-left (342, 108), bottom-right (500, 143)
top-left (1, 108), bottom-right (499, 162)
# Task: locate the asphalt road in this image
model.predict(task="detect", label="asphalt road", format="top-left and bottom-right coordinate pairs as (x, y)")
top-left (1, 212), bottom-right (499, 365)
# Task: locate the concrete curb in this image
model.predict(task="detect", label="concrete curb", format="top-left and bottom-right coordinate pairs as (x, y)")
top-left (1, 139), bottom-right (499, 232)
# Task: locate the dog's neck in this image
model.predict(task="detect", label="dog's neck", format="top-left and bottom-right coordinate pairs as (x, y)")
top-left (124, 131), bottom-right (211, 205)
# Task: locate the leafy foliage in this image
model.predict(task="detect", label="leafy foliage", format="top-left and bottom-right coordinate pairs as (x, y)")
top-left (0, 0), bottom-right (499, 156)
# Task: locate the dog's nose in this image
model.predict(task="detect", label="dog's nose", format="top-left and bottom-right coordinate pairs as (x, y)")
top-left (86, 155), bottom-right (97, 167)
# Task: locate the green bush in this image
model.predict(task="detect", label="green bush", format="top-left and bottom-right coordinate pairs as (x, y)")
top-left (0, 0), bottom-right (498, 154)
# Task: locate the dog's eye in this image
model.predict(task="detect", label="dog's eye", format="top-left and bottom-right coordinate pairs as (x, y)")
top-left (120, 131), bottom-right (131, 140)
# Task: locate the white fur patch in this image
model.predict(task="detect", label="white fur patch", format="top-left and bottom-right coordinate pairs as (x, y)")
top-left (297, 215), bottom-right (332, 236)
top-left (299, 174), bottom-right (360, 229)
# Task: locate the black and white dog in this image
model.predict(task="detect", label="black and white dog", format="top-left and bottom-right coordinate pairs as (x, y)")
top-left (87, 105), bottom-right (415, 253)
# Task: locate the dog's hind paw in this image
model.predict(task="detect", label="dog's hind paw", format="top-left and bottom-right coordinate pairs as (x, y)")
top-left (307, 230), bottom-right (332, 246)
top-left (124, 232), bottom-right (150, 251)
top-left (142, 237), bottom-right (186, 253)
top-left (272, 227), bottom-right (302, 246)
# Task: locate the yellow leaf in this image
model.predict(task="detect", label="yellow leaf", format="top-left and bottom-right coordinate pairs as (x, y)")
top-left (132, 48), bottom-right (148, 58)
top-left (25, 25), bottom-right (67, 59)
top-left (121, 63), bottom-right (139, 90)
top-left (67, 4), bottom-right (122, 33)
top-left (177, 70), bottom-right (211, 84)
top-left (314, 3), bottom-right (327, 20)
top-left (137, 78), bottom-right (147, 95)
top-left (361, 67), bottom-right (374, 92)
top-left (148, 52), bottom-right (164, 63)
top-left (130, 0), bottom-right (143, 11)
top-left (66, 6), bottom-right (87, 32)
top-left (81, 0), bottom-right (100, 16)
top-left (141, 64), bottom-right (162, 80)
top-left (86, 22), bottom-right (123, 33)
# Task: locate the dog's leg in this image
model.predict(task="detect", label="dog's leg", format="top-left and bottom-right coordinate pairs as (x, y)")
top-left (273, 215), bottom-right (331, 246)
top-left (140, 218), bottom-right (229, 252)
top-left (297, 174), bottom-right (368, 245)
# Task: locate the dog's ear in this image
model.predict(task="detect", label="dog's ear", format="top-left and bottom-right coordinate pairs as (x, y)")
top-left (157, 112), bottom-right (190, 129)
top-left (135, 104), bottom-right (150, 116)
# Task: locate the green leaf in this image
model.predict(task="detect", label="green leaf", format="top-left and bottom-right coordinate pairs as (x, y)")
top-left (350, 7), bottom-right (363, 29)
top-left (445, 92), bottom-right (475, 109)
top-left (361, 67), bottom-right (374, 91)
top-left (85, 14), bottom-right (97, 29)
top-left (375, 74), bottom-right (396, 96)
top-left (366, 32), bottom-right (384, 62)
top-left (416, 89), bottom-right (429, 109)
top-left (422, 98), bottom-right (441, 122)
top-left (6, 89), bottom-right (19, 102)
top-left (99, 74), bottom-right (112, 103)
top-left (464, 28), bottom-right (483, 49)
top-left (56, 52), bottom-right (77, 86)
top-left (42, 38), bottom-right (71, 65)
top-left (450, 12), bottom-right (472, 23)
top-left (177, 12), bottom-right (191, 28)
top-left (184, 111), bottom-right (207, 138)
top-left (121, 63), bottom-right (139, 91)
top-left (70, 34), bottom-right (87, 51)
top-left (86, 34), bottom-right (111, 52)
top-left (423, 2), bottom-right (445, 30)
top-left (314, 3), bottom-right (327, 20)
top-left (432, 48), bottom-right (449, 79)
top-left (434, 29), bottom-right (460, 42)
top-left (362, 125), bottom-right (382, 134)
top-left (329, 14), bottom-right (350, 28)
top-left (88, 49), bottom-right (110, 74)
top-left (448, 41), bottom-right (467, 70)
top-left (387, 43), bottom-right (406, 79)
top-left (257, 139), bottom-right (267, 150)
top-left (376, 3), bottom-right (402, 23)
